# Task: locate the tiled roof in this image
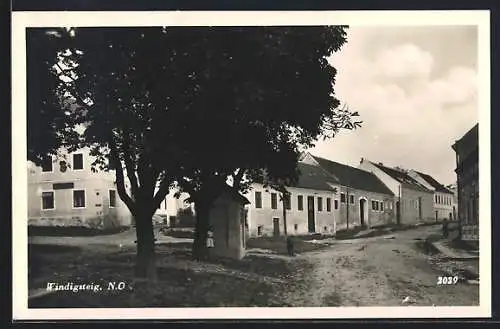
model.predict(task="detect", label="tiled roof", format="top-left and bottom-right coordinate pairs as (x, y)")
top-left (371, 162), bottom-right (432, 193)
top-left (415, 171), bottom-right (454, 194)
top-left (311, 155), bottom-right (394, 196)
top-left (295, 162), bottom-right (339, 191)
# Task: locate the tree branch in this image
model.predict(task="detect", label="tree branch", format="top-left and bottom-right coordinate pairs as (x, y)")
top-left (121, 131), bottom-right (140, 198)
top-left (151, 175), bottom-right (172, 215)
top-left (108, 136), bottom-right (135, 214)
top-left (232, 168), bottom-right (246, 191)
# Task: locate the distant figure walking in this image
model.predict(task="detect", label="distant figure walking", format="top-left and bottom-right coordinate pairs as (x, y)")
top-left (206, 226), bottom-right (215, 258)
top-left (286, 236), bottom-right (296, 256)
top-left (442, 219), bottom-right (449, 238)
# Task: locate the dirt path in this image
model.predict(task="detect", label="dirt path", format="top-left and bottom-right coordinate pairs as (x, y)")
top-left (283, 226), bottom-right (479, 307)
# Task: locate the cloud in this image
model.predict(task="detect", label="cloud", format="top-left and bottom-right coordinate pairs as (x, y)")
top-left (312, 27), bottom-right (478, 185)
top-left (374, 43), bottom-right (434, 79)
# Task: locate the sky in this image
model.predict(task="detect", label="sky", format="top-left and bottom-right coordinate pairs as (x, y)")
top-left (309, 25), bottom-right (478, 186)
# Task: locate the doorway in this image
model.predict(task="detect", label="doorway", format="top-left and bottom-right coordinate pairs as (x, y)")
top-left (435, 210), bottom-right (438, 222)
top-left (307, 196), bottom-right (315, 233)
top-left (273, 217), bottom-right (280, 238)
top-left (359, 199), bottom-right (366, 227)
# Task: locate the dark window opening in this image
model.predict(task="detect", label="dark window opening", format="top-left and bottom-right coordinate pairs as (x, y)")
top-left (109, 190), bottom-right (116, 207)
top-left (41, 191), bottom-right (54, 209)
top-left (297, 195), bottom-right (303, 211)
top-left (255, 191), bottom-right (262, 208)
top-left (73, 190), bottom-right (86, 208)
top-left (271, 193), bottom-right (278, 209)
top-left (41, 158), bottom-right (53, 172)
top-left (73, 153), bottom-right (84, 170)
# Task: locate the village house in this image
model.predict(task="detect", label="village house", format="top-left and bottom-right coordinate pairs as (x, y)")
top-left (28, 147), bottom-right (133, 229)
top-left (243, 161), bottom-right (340, 237)
top-left (408, 170), bottom-right (456, 222)
top-left (301, 153), bottom-right (395, 229)
top-left (27, 147), bottom-right (187, 229)
top-left (358, 159), bottom-right (435, 224)
top-left (452, 123), bottom-right (479, 243)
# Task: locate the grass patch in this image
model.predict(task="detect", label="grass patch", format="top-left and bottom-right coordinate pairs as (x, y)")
top-left (28, 241), bottom-right (303, 308)
top-left (28, 226), bottom-right (130, 237)
top-left (162, 229), bottom-right (195, 239)
top-left (294, 233), bottom-right (334, 241)
top-left (413, 233), bottom-right (442, 256)
top-left (246, 236), bottom-right (330, 255)
top-left (333, 226), bottom-right (366, 240)
top-left (447, 237), bottom-right (479, 252)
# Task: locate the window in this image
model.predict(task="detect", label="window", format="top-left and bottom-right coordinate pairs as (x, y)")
top-left (375, 201), bottom-right (379, 211)
top-left (284, 193), bottom-right (291, 210)
top-left (294, 224), bottom-right (298, 231)
top-left (255, 191), bottom-right (262, 209)
top-left (317, 197), bottom-right (323, 211)
top-left (349, 195), bottom-right (355, 205)
top-left (326, 197), bottom-right (331, 212)
top-left (297, 195), bottom-right (304, 211)
top-left (73, 190), bottom-right (86, 208)
top-left (72, 153), bottom-right (84, 170)
top-left (380, 202), bottom-right (384, 211)
top-left (41, 191), bottom-right (54, 210)
top-left (371, 200), bottom-right (376, 210)
top-left (109, 190), bottom-right (116, 208)
top-left (340, 193), bottom-right (346, 203)
top-left (271, 193), bottom-right (278, 209)
top-left (334, 199), bottom-right (339, 210)
top-left (257, 225), bottom-right (263, 236)
top-left (435, 195), bottom-right (438, 203)
top-left (41, 158), bottom-right (53, 172)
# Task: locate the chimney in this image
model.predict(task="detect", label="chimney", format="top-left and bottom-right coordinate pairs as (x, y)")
top-left (378, 162), bottom-right (384, 166)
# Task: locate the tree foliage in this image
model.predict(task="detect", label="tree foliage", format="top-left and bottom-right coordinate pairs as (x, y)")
top-left (27, 25), bottom-right (361, 263)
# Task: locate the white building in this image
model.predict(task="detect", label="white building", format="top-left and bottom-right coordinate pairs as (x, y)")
top-left (407, 170), bottom-right (456, 222)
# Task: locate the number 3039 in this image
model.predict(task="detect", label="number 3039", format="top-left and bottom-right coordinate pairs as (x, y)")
top-left (437, 276), bottom-right (459, 285)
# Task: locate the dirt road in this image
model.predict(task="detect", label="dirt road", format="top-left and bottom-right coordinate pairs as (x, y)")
top-left (282, 225), bottom-right (479, 307)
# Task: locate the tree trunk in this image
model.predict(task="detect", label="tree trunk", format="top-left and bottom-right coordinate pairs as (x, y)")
top-left (134, 212), bottom-right (158, 282)
top-left (192, 201), bottom-right (211, 260)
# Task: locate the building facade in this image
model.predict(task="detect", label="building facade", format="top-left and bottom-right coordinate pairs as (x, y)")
top-left (28, 147), bottom-right (133, 228)
top-left (27, 147), bottom-right (189, 229)
top-left (358, 159), bottom-right (435, 224)
top-left (244, 162), bottom-right (340, 237)
top-left (408, 170), bottom-right (455, 222)
top-left (302, 153), bottom-right (395, 229)
top-left (452, 123), bottom-right (479, 241)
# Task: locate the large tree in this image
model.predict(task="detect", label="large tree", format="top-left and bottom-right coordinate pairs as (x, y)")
top-left (27, 26), bottom-right (361, 277)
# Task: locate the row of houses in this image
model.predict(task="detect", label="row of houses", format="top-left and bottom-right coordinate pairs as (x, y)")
top-left (27, 147), bottom-right (457, 238)
top-left (243, 153), bottom-right (456, 237)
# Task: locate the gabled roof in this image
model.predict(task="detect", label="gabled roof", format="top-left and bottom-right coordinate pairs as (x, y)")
top-left (371, 162), bottom-right (432, 193)
top-left (311, 155), bottom-right (394, 196)
top-left (295, 162), bottom-right (339, 192)
top-left (415, 171), bottom-right (454, 194)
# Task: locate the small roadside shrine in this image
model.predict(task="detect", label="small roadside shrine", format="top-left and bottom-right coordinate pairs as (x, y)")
top-left (208, 187), bottom-right (250, 260)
